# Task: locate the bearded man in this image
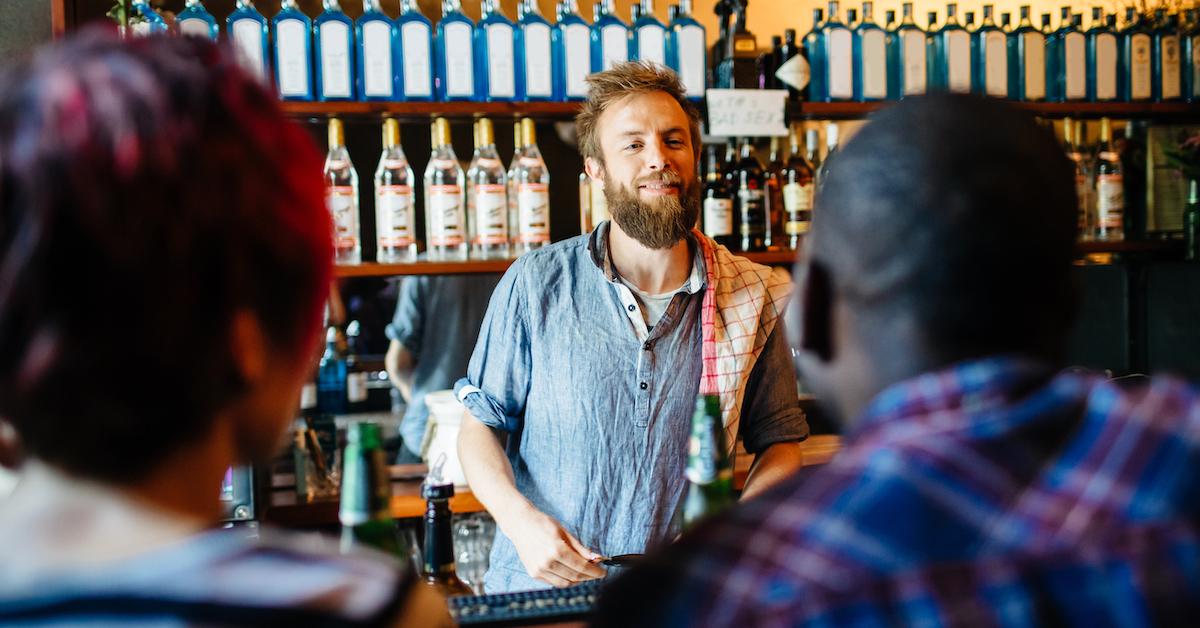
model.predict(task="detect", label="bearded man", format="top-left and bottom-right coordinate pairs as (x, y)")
top-left (455, 62), bottom-right (810, 594)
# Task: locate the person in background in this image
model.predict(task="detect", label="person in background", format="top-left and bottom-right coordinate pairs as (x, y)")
top-left (385, 274), bottom-right (502, 463)
top-left (457, 61), bottom-right (809, 594)
top-left (594, 94), bottom-right (1200, 625)
top-left (0, 30), bottom-right (446, 626)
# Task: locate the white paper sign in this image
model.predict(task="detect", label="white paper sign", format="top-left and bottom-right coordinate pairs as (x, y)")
top-left (705, 89), bottom-right (788, 138)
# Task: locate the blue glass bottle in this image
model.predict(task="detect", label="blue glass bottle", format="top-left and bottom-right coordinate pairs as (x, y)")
top-left (822, 1), bottom-right (853, 101)
top-left (476, 0), bottom-right (517, 101)
top-left (592, 0), bottom-right (630, 72)
top-left (932, 3), bottom-right (971, 93)
top-left (273, 0), bottom-right (314, 101)
top-left (314, 1), bottom-right (356, 101)
top-left (130, 1), bottom-right (169, 36)
top-left (1086, 7), bottom-right (1118, 102)
top-left (356, 0), bottom-right (397, 101)
top-left (667, 0), bottom-right (707, 100)
top-left (1185, 9), bottom-right (1200, 102)
top-left (1120, 8), bottom-right (1153, 101)
top-left (972, 4), bottom-right (1007, 97)
top-left (517, 0), bottom-right (555, 101)
top-left (632, 0), bottom-right (668, 66)
top-left (396, 0), bottom-right (435, 101)
top-left (177, 0), bottom-right (218, 39)
top-left (1051, 11), bottom-right (1086, 101)
top-left (853, 2), bottom-right (888, 101)
top-left (924, 11), bottom-right (938, 91)
top-left (1151, 9), bottom-right (1183, 102)
top-left (888, 3), bottom-right (926, 99)
top-left (436, 0), bottom-right (477, 101)
top-left (227, 1), bottom-right (270, 83)
top-left (803, 8), bottom-right (827, 102)
top-left (1008, 5), bottom-right (1045, 101)
top-left (317, 326), bottom-right (348, 415)
top-left (554, 0), bottom-right (591, 101)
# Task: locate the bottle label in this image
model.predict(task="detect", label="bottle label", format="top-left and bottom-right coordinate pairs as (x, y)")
top-left (946, 31), bottom-right (971, 93)
top-left (737, 189), bottom-right (766, 236)
top-left (401, 22), bottom-right (433, 97)
top-left (685, 429), bottom-right (718, 484)
top-left (1075, 173), bottom-right (1090, 231)
top-left (179, 18), bottom-right (211, 39)
top-left (232, 19), bottom-right (267, 81)
top-left (276, 19), bottom-right (310, 97)
top-left (516, 183), bottom-right (550, 243)
top-left (487, 23), bottom-right (517, 98)
top-left (602, 24), bottom-right (629, 70)
top-left (1095, 33), bottom-right (1117, 100)
top-left (523, 23), bottom-right (553, 97)
top-left (376, 185), bottom-right (415, 247)
top-left (1022, 32), bottom-right (1045, 99)
top-left (326, 187), bottom-right (359, 252)
top-left (984, 31), bottom-right (1007, 97)
top-left (1063, 32), bottom-right (1085, 99)
top-left (361, 20), bottom-right (394, 97)
top-left (1097, 173), bottom-right (1124, 230)
top-left (1161, 36), bottom-right (1181, 100)
top-left (783, 182), bottom-right (813, 236)
top-left (678, 25), bottom-right (707, 97)
top-left (564, 23), bottom-right (591, 97)
top-left (444, 21), bottom-right (475, 97)
top-left (1131, 33), bottom-right (1151, 100)
top-left (861, 30), bottom-right (887, 99)
top-left (1193, 36), bottom-right (1200, 99)
top-left (826, 29), bottom-right (852, 99)
top-left (774, 53), bottom-right (811, 91)
top-left (300, 382), bottom-right (318, 410)
top-left (347, 372), bottom-right (368, 403)
top-left (703, 197), bottom-right (733, 237)
top-left (473, 184), bottom-right (509, 244)
top-left (638, 26), bottom-right (666, 66)
top-left (428, 185), bottom-right (465, 246)
top-left (902, 30), bottom-right (926, 94)
top-left (319, 21), bottom-right (352, 97)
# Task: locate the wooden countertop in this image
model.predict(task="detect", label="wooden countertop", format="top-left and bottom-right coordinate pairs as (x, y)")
top-left (262, 435), bottom-right (841, 527)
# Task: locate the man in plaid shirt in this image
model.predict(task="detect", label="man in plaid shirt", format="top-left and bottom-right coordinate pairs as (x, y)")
top-left (594, 94), bottom-right (1200, 625)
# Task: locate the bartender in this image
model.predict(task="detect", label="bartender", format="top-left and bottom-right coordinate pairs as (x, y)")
top-left (456, 61), bottom-right (809, 593)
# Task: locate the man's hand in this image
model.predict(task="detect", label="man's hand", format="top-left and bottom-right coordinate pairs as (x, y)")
top-left (501, 505), bottom-right (606, 588)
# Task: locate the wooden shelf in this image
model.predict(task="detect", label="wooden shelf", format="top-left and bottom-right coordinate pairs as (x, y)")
top-left (335, 250), bottom-right (798, 278)
top-left (792, 101), bottom-right (1200, 120)
top-left (281, 101), bottom-right (582, 121)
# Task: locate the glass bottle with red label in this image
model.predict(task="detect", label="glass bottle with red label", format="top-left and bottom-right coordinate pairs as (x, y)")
top-left (425, 117), bottom-right (468, 260)
top-left (374, 118), bottom-right (417, 262)
top-left (324, 117), bottom-right (361, 264)
top-left (467, 117), bottom-right (511, 259)
top-left (512, 118), bottom-right (551, 254)
top-left (1093, 117), bottom-right (1124, 242)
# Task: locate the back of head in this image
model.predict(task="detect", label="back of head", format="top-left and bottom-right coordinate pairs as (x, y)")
top-left (814, 94), bottom-right (1077, 366)
top-left (0, 29), bottom-right (332, 483)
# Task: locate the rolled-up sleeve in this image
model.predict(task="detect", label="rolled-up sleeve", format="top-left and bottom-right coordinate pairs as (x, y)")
top-left (454, 258), bottom-right (531, 433)
top-left (738, 318), bottom-right (809, 454)
top-left (385, 276), bottom-right (426, 356)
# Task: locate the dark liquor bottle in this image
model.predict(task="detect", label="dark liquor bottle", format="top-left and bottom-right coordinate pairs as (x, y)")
top-left (782, 124), bottom-right (816, 250)
top-left (422, 480), bottom-right (474, 596)
top-left (345, 320), bottom-right (369, 413)
top-left (765, 136), bottom-right (786, 250)
top-left (774, 28), bottom-right (808, 100)
top-left (733, 137), bottom-right (768, 252)
top-left (340, 422), bottom-right (404, 555)
top-left (1093, 117), bottom-right (1124, 242)
top-left (317, 325), bottom-right (348, 415)
top-left (680, 394), bottom-right (734, 531)
top-left (702, 144), bottom-right (736, 249)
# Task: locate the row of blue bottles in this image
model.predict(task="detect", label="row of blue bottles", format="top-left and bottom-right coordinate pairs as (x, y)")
top-left (666, 0), bottom-right (708, 100)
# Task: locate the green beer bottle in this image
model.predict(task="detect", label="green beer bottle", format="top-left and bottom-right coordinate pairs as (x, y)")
top-left (339, 422), bottom-right (403, 556)
top-left (681, 394), bottom-right (735, 531)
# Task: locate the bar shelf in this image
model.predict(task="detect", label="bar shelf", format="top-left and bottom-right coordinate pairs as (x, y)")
top-left (335, 250), bottom-right (800, 278)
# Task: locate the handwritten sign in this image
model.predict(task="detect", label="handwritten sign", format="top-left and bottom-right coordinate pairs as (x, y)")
top-left (705, 89), bottom-right (788, 138)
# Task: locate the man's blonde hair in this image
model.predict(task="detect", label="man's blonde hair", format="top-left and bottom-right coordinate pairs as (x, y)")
top-left (575, 61), bottom-right (702, 165)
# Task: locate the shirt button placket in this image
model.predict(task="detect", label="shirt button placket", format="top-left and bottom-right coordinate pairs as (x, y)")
top-left (635, 342), bottom-right (652, 428)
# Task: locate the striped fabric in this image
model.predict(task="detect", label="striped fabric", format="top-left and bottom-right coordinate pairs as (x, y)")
top-left (693, 229), bottom-right (793, 452)
top-left (596, 357), bottom-right (1200, 626)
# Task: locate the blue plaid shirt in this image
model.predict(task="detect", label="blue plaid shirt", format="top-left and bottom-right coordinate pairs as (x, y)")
top-left (594, 357), bottom-right (1200, 626)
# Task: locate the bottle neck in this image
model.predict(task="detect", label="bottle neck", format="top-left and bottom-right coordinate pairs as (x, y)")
top-left (323, 0), bottom-right (342, 12)
top-left (902, 4), bottom-right (912, 22)
top-left (423, 499), bottom-right (458, 577)
top-left (400, 0), bottom-right (420, 14)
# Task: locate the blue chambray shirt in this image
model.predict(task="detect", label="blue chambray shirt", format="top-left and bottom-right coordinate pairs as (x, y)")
top-left (455, 222), bottom-right (808, 593)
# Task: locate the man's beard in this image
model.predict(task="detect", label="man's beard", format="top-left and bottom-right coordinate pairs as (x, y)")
top-left (604, 170), bottom-right (701, 250)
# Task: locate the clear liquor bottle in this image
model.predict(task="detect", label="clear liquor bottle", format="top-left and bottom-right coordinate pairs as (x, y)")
top-left (425, 118), bottom-right (468, 260)
top-left (396, 0), bottom-right (435, 101)
top-left (324, 118), bottom-right (361, 264)
top-left (632, 0), bottom-right (668, 66)
top-left (555, 0), bottom-right (591, 101)
top-left (782, 124), bottom-right (816, 250)
top-left (227, 1), bottom-right (270, 82)
top-left (972, 5), bottom-right (1007, 98)
top-left (1086, 7), bottom-right (1119, 102)
top-left (1062, 118), bottom-right (1092, 240)
top-left (853, 1), bottom-right (888, 102)
top-left (1151, 9), bottom-right (1183, 102)
top-left (467, 118), bottom-right (510, 259)
top-left (513, 119), bottom-right (552, 253)
top-left (932, 3), bottom-right (971, 93)
top-left (1094, 117), bottom-right (1124, 242)
top-left (1120, 8), bottom-right (1153, 102)
top-left (592, 0), bottom-right (630, 72)
top-left (806, 128), bottom-right (822, 176)
top-left (274, 0), bottom-right (314, 101)
top-left (888, 3), bottom-right (927, 99)
top-left (1008, 6), bottom-right (1046, 102)
top-left (375, 118), bottom-right (418, 263)
top-left (506, 122), bottom-right (524, 248)
top-left (803, 9), bottom-right (826, 101)
top-left (315, 0), bottom-right (356, 101)
top-left (177, 0), bottom-right (218, 39)
top-left (476, 0), bottom-right (517, 102)
top-left (436, 0), bottom-right (477, 101)
top-left (518, 0), bottom-right (555, 101)
top-left (667, 0), bottom-right (707, 100)
top-left (356, 0), bottom-right (398, 101)
top-left (822, 2), bottom-right (854, 101)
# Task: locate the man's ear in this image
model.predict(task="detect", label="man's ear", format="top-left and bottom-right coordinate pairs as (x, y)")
top-left (799, 259), bottom-right (835, 363)
top-left (584, 157), bottom-right (605, 188)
